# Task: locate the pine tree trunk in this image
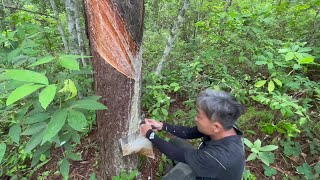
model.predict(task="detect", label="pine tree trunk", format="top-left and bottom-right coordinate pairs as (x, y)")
top-left (49, 0), bottom-right (69, 53)
top-left (155, 0), bottom-right (190, 76)
top-left (84, 0), bottom-right (144, 178)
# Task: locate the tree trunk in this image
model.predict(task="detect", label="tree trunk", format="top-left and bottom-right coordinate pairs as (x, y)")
top-left (49, 0), bottom-right (69, 53)
top-left (155, 0), bottom-right (190, 76)
top-left (84, 0), bottom-right (144, 178)
top-left (73, 0), bottom-right (87, 66)
top-left (65, 0), bottom-right (79, 54)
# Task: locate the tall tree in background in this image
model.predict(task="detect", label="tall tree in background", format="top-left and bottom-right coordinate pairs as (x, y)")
top-left (84, 0), bottom-right (144, 178)
top-left (155, 0), bottom-right (190, 76)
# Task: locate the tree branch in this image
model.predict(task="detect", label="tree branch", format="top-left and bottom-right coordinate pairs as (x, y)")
top-left (3, 5), bottom-right (56, 19)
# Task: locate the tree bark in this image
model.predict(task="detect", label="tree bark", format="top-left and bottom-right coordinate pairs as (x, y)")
top-left (84, 0), bottom-right (144, 178)
top-left (49, 0), bottom-right (69, 53)
top-left (155, 0), bottom-right (190, 76)
top-left (73, 0), bottom-right (87, 66)
top-left (64, 0), bottom-right (79, 54)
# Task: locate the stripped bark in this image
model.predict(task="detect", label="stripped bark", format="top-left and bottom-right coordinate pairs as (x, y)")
top-left (84, 0), bottom-right (144, 178)
top-left (49, 0), bottom-right (69, 53)
top-left (155, 0), bottom-right (190, 76)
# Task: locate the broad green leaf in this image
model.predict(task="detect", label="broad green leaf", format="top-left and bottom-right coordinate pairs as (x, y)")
top-left (59, 158), bottom-right (70, 180)
top-left (6, 83), bottom-right (45, 106)
top-left (9, 124), bottom-right (21, 144)
top-left (268, 80), bottom-right (275, 93)
top-left (272, 78), bottom-right (282, 87)
top-left (296, 163), bottom-right (313, 179)
top-left (278, 48), bottom-right (290, 53)
top-left (59, 79), bottom-right (77, 100)
top-left (66, 152), bottom-right (82, 161)
top-left (254, 80), bottom-right (267, 88)
top-left (260, 145), bottom-right (278, 152)
top-left (21, 122), bottom-right (47, 135)
top-left (28, 56), bottom-right (55, 67)
top-left (285, 52), bottom-right (294, 61)
top-left (39, 84), bottom-right (57, 109)
top-left (299, 57), bottom-right (314, 64)
top-left (25, 129), bottom-right (45, 153)
top-left (21, 113), bottom-right (50, 124)
top-left (0, 143), bottom-right (6, 164)
top-left (255, 61), bottom-right (267, 65)
top-left (59, 55), bottom-right (80, 70)
top-left (161, 108), bottom-right (168, 116)
top-left (83, 95), bottom-right (102, 101)
top-left (298, 47), bottom-right (312, 53)
top-left (259, 152), bottom-right (272, 165)
top-left (246, 153), bottom-right (256, 161)
top-left (254, 139), bottom-right (262, 149)
top-left (71, 100), bottom-right (107, 110)
top-left (67, 110), bottom-right (87, 131)
top-left (264, 165), bottom-right (277, 177)
top-left (42, 109), bottom-right (68, 144)
top-left (4, 69), bottom-right (48, 85)
top-left (71, 131), bottom-right (81, 144)
top-left (243, 138), bottom-right (253, 148)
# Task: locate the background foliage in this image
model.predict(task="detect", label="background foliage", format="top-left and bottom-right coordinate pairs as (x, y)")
top-left (0, 0), bottom-right (319, 179)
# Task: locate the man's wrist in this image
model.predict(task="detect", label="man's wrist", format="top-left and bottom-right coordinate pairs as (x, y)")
top-left (146, 129), bottom-right (154, 139)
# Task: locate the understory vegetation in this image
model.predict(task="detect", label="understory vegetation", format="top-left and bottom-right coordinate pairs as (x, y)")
top-left (0, 0), bottom-right (319, 179)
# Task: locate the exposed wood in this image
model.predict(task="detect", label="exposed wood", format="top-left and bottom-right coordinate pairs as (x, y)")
top-left (84, 0), bottom-right (144, 178)
top-left (65, 0), bottom-right (79, 54)
top-left (155, 0), bottom-right (190, 76)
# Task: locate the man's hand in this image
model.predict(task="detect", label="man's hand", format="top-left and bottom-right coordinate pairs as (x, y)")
top-left (145, 118), bottom-right (163, 131)
top-left (140, 124), bottom-right (152, 137)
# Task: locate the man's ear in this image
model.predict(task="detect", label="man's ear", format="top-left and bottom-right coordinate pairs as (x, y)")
top-left (211, 122), bottom-right (223, 133)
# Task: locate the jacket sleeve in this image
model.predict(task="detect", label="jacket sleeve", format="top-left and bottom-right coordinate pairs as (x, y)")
top-left (162, 122), bottom-right (204, 139)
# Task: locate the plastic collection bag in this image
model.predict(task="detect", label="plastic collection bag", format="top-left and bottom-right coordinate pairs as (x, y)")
top-left (120, 132), bottom-right (155, 159)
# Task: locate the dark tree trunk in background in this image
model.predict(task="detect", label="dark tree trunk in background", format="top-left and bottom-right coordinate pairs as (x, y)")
top-left (84, 0), bottom-right (144, 178)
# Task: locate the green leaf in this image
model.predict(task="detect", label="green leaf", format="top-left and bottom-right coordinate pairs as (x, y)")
top-left (272, 78), bottom-right (282, 87)
top-left (246, 153), bottom-right (257, 161)
top-left (161, 108), bottom-right (168, 116)
top-left (4, 69), bottom-right (48, 85)
top-left (66, 152), bottom-right (82, 161)
top-left (268, 80), bottom-right (275, 93)
top-left (58, 79), bottom-right (77, 100)
top-left (258, 152), bottom-right (274, 166)
top-left (254, 139), bottom-right (262, 149)
top-left (315, 162), bottom-right (320, 175)
top-left (255, 61), bottom-right (268, 65)
top-left (6, 83), bottom-right (45, 106)
top-left (42, 109), bottom-right (68, 144)
top-left (254, 80), bottom-right (267, 88)
top-left (21, 113), bottom-right (50, 124)
top-left (67, 110), bottom-right (87, 131)
top-left (59, 55), bottom-right (81, 70)
top-left (39, 84), bottom-right (57, 109)
top-left (25, 129), bottom-right (45, 153)
top-left (285, 52), bottom-right (295, 61)
top-left (278, 48), bottom-right (290, 53)
top-left (260, 145), bottom-right (278, 152)
top-left (299, 57), bottom-right (314, 64)
top-left (9, 124), bottom-right (21, 144)
top-left (71, 131), bottom-right (81, 144)
top-left (59, 158), bottom-right (70, 180)
top-left (71, 100), bottom-right (107, 110)
top-left (296, 163), bottom-right (313, 179)
top-left (21, 122), bottom-right (47, 135)
top-left (0, 143), bottom-right (6, 164)
top-left (28, 56), bottom-right (55, 67)
top-left (264, 165), bottom-right (277, 177)
top-left (243, 138), bottom-right (253, 148)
